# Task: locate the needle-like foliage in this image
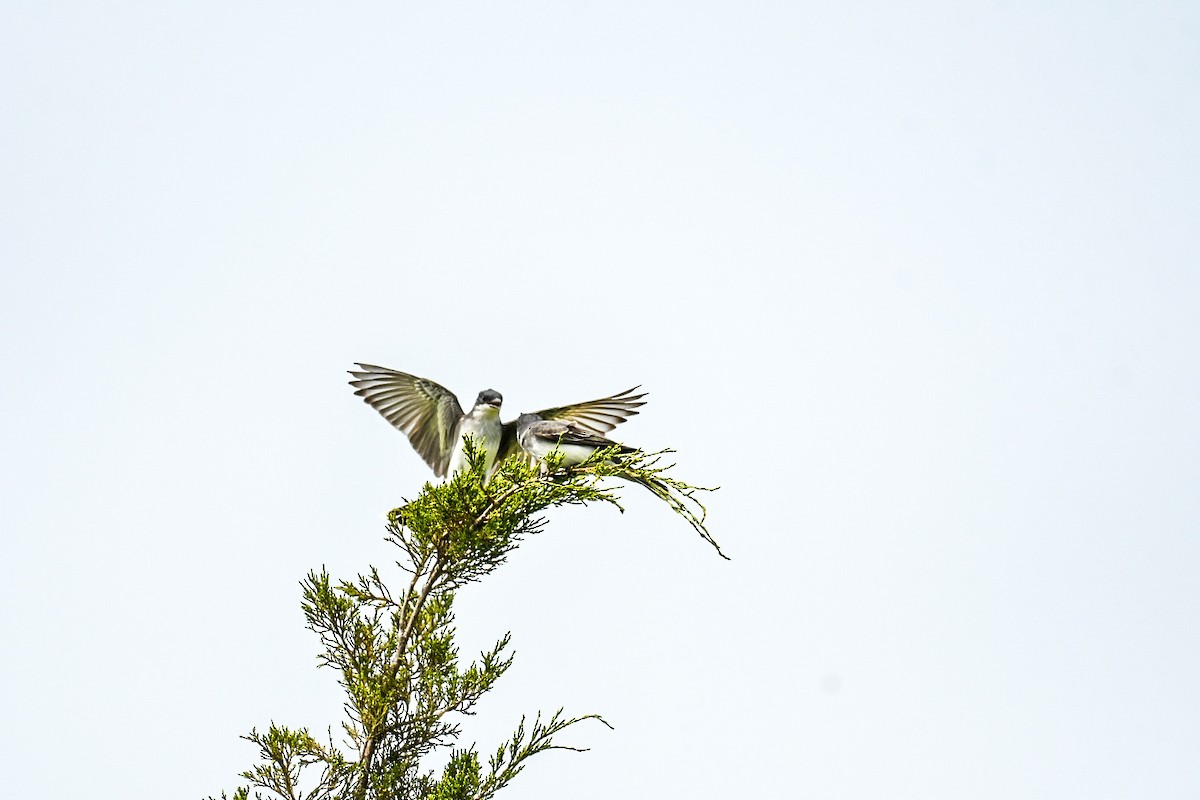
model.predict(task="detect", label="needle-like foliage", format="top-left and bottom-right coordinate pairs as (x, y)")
top-left (207, 439), bottom-right (722, 800)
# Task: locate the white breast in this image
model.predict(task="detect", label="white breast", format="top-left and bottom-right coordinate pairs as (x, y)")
top-left (447, 413), bottom-right (502, 477)
top-left (520, 429), bottom-right (595, 467)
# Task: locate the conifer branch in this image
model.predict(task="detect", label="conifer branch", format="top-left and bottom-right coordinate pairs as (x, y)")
top-left (209, 437), bottom-right (721, 799)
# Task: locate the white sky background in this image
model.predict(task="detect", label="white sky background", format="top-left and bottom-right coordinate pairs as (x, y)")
top-left (2, 2), bottom-right (1198, 797)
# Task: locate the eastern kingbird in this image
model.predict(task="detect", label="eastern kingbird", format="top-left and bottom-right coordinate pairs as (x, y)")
top-left (349, 364), bottom-right (646, 479)
top-left (515, 411), bottom-right (730, 560)
top-left (515, 413), bottom-right (636, 466)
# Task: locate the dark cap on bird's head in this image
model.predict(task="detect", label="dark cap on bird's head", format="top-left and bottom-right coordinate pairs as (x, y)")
top-left (475, 389), bottom-right (503, 408)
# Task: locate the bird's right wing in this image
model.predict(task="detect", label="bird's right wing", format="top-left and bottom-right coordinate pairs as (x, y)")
top-left (495, 387), bottom-right (648, 466)
top-left (541, 419), bottom-right (632, 450)
top-left (536, 386), bottom-right (647, 435)
top-left (348, 363), bottom-right (464, 477)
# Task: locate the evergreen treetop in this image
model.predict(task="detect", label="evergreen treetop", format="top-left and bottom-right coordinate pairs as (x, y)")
top-left (209, 441), bottom-right (722, 800)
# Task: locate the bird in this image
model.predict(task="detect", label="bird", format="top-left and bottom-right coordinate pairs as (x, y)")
top-left (348, 364), bottom-right (646, 479)
top-left (514, 411), bottom-right (730, 561)
top-left (515, 410), bottom-right (684, 518)
top-left (514, 413), bottom-right (637, 467)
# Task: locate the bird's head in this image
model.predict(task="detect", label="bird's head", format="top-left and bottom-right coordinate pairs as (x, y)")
top-left (515, 412), bottom-right (543, 431)
top-left (475, 389), bottom-right (503, 413)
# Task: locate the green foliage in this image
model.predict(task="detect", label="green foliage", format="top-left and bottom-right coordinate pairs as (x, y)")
top-left (208, 439), bottom-right (720, 800)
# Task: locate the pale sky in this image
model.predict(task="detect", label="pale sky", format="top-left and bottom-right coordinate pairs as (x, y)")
top-left (2, 3), bottom-right (1198, 798)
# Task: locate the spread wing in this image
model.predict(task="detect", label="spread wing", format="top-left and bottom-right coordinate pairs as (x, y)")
top-left (496, 386), bottom-right (647, 464)
top-left (538, 386), bottom-right (647, 434)
top-left (348, 363), bottom-right (464, 477)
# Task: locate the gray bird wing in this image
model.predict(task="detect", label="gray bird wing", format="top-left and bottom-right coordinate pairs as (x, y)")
top-left (540, 420), bottom-right (636, 452)
top-left (349, 363), bottom-right (464, 477)
top-left (495, 387), bottom-right (647, 464)
top-left (536, 386), bottom-right (647, 434)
